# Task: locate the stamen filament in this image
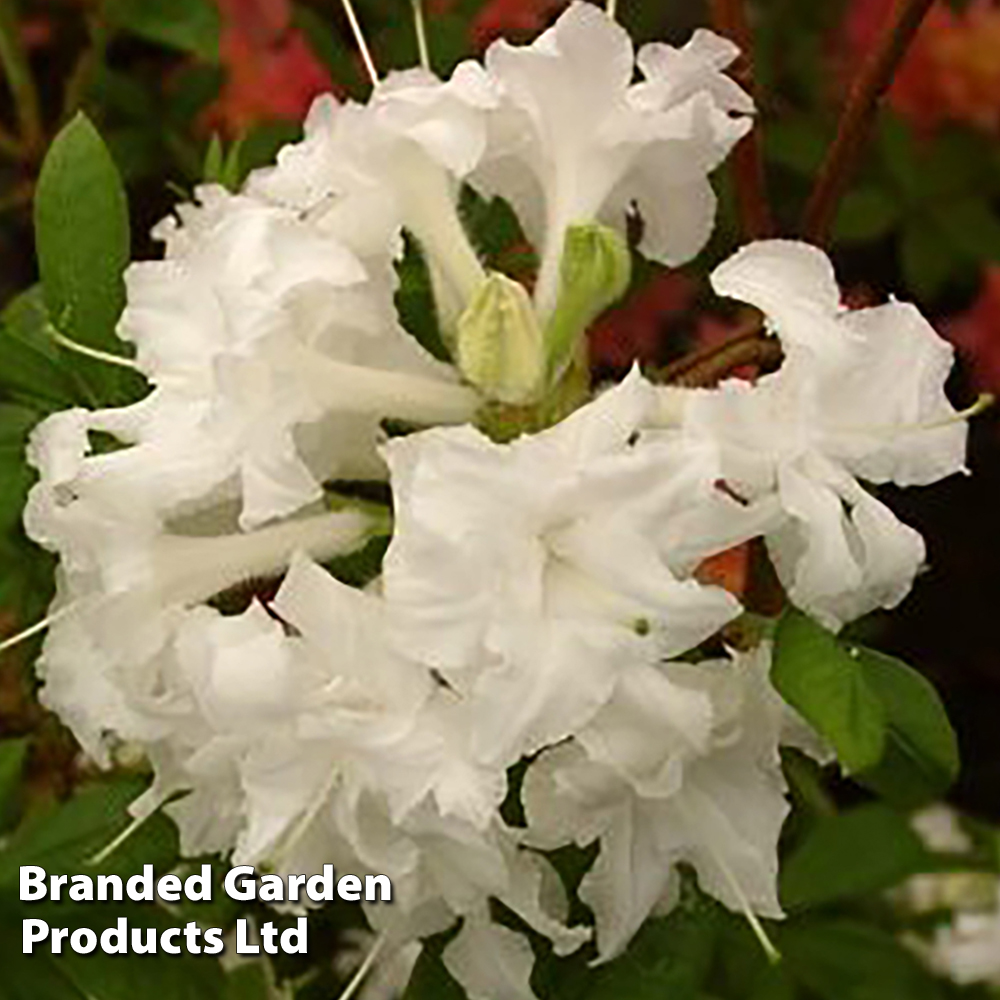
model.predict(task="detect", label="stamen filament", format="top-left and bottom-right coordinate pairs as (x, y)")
top-left (337, 932), bottom-right (388, 1000)
top-left (675, 799), bottom-right (781, 963)
top-left (87, 810), bottom-right (154, 867)
top-left (606, 0), bottom-right (618, 21)
top-left (268, 766), bottom-right (340, 871)
top-left (0, 605), bottom-right (74, 655)
top-left (49, 327), bottom-right (142, 371)
top-left (411, 0), bottom-right (431, 71)
top-left (340, 0), bottom-right (379, 86)
top-left (837, 393), bottom-right (995, 436)
top-left (713, 849), bottom-right (781, 964)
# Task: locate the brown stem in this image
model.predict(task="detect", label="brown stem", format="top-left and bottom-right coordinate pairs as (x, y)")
top-left (709, 0), bottom-right (774, 240)
top-left (653, 308), bottom-right (763, 383)
top-left (801, 0), bottom-right (935, 244)
top-left (665, 334), bottom-right (783, 388)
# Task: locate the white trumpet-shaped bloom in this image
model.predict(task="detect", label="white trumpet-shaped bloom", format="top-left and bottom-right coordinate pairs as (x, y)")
top-left (665, 240), bottom-right (968, 629)
top-left (250, 67), bottom-right (496, 330)
top-left (382, 369), bottom-right (741, 769)
top-left (523, 643), bottom-right (820, 962)
top-left (120, 185), bottom-right (475, 528)
top-left (125, 555), bottom-right (587, 1000)
top-left (473, 1), bottom-right (753, 315)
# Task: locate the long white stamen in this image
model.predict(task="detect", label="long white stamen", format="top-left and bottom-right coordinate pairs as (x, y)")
top-left (340, 0), bottom-right (379, 86)
top-left (337, 931), bottom-right (388, 1000)
top-left (606, 0), bottom-right (618, 21)
top-left (87, 810), bottom-right (155, 866)
top-left (411, 0), bottom-right (431, 70)
top-left (0, 605), bottom-right (74, 655)
top-left (836, 394), bottom-right (995, 437)
top-left (713, 849), bottom-right (781, 963)
top-left (268, 766), bottom-right (340, 871)
top-left (674, 799), bottom-right (780, 963)
top-left (49, 328), bottom-right (142, 371)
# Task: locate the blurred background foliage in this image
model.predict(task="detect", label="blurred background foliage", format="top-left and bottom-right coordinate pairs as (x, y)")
top-left (1, 0), bottom-right (1000, 998)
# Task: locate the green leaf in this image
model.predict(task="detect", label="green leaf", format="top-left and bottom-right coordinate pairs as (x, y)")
top-left (855, 648), bottom-right (960, 806)
top-left (402, 940), bottom-right (467, 1000)
top-left (535, 885), bottom-right (721, 1000)
top-left (0, 738), bottom-right (28, 816)
top-left (41, 904), bottom-right (225, 1000)
top-left (104, 0), bottom-right (220, 61)
top-left (833, 187), bottom-right (901, 243)
top-left (0, 775), bottom-right (175, 885)
top-left (779, 918), bottom-right (947, 1000)
top-left (34, 114), bottom-right (141, 405)
top-left (222, 963), bottom-right (273, 1000)
top-left (0, 287), bottom-right (84, 408)
top-left (395, 235), bottom-right (451, 362)
top-left (772, 609), bottom-right (887, 775)
top-left (580, 900), bottom-right (720, 1000)
top-left (780, 804), bottom-right (930, 910)
top-left (0, 404), bottom-right (38, 533)
top-left (0, 937), bottom-right (87, 1000)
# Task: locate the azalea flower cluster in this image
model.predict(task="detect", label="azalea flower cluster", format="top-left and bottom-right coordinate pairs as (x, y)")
top-left (19, 4), bottom-right (969, 997)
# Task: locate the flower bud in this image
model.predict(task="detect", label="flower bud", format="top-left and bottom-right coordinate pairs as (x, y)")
top-left (456, 272), bottom-right (546, 404)
top-left (545, 222), bottom-right (632, 380)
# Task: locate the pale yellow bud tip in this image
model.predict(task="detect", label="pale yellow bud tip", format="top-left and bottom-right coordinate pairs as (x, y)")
top-left (456, 272), bottom-right (546, 405)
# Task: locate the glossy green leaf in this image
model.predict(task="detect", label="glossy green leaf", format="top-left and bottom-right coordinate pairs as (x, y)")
top-left (104, 0), bottom-right (220, 61)
top-left (780, 804), bottom-right (930, 910)
top-left (0, 404), bottom-right (38, 533)
top-left (856, 648), bottom-right (960, 806)
top-left (772, 610), bottom-right (887, 775)
top-left (34, 114), bottom-right (141, 405)
top-left (0, 287), bottom-right (84, 408)
top-left (0, 775), bottom-right (175, 885)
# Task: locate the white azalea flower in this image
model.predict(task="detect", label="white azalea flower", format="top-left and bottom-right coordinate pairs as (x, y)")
top-left (659, 240), bottom-right (968, 629)
top-left (472, 1), bottom-right (753, 316)
top-left (125, 555), bottom-right (586, 998)
top-left (26, 484), bottom-right (373, 765)
top-left (250, 66), bottom-right (496, 330)
top-left (119, 185), bottom-right (477, 528)
top-left (382, 369), bottom-right (741, 768)
top-left (523, 643), bottom-right (818, 961)
top-left (926, 883), bottom-right (1000, 986)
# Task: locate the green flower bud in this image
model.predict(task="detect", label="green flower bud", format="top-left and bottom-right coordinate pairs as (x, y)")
top-left (456, 272), bottom-right (546, 405)
top-left (545, 222), bottom-right (632, 381)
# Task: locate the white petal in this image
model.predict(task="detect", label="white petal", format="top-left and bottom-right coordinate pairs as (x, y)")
top-left (711, 240), bottom-right (858, 364)
top-left (819, 301), bottom-right (968, 486)
top-left (443, 914), bottom-right (538, 1000)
